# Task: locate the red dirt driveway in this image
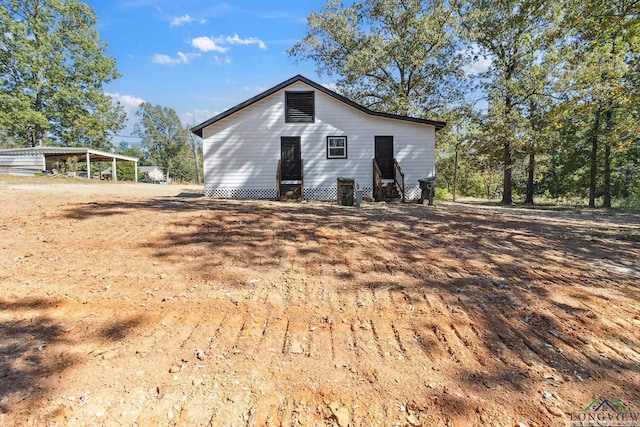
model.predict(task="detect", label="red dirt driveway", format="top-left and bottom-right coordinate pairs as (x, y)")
top-left (0, 176), bottom-right (639, 426)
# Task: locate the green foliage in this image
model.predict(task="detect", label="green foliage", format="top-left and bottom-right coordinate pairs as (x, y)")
top-left (557, 0), bottom-right (640, 207)
top-left (169, 143), bottom-right (199, 183)
top-left (134, 103), bottom-right (195, 182)
top-left (434, 186), bottom-right (450, 201)
top-left (289, 0), bottom-right (467, 117)
top-left (0, 0), bottom-right (125, 148)
top-left (112, 143), bottom-right (144, 181)
top-left (458, 0), bottom-right (565, 204)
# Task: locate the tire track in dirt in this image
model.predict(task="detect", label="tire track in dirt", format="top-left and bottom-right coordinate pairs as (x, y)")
top-left (454, 297), bottom-right (524, 367)
top-left (4, 181), bottom-right (640, 426)
top-left (436, 293), bottom-right (497, 369)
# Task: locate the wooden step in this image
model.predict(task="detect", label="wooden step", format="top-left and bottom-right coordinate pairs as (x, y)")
top-left (279, 183), bottom-right (303, 201)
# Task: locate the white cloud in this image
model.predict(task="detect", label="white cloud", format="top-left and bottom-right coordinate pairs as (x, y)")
top-left (191, 34), bottom-right (267, 55)
top-left (178, 51), bottom-right (200, 63)
top-left (321, 83), bottom-right (339, 92)
top-left (170, 14), bottom-right (206, 28)
top-left (191, 36), bottom-right (229, 53)
top-left (461, 45), bottom-right (492, 77)
top-left (464, 56), bottom-right (492, 76)
top-left (225, 34), bottom-right (267, 50)
top-left (152, 53), bottom-right (180, 65)
top-left (106, 92), bottom-right (145, 111)
top-left (182, 109), bottom-right (219, 126)
top-left (152, 51), bottom-right (199, 65)
top-left (105, 92), bottom-right (146, 138)
top-left (211, 55), bottom-right (232, 65)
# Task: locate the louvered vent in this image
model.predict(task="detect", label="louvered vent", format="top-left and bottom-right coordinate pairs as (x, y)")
top-left (285, 91), bottom-right (314, 123)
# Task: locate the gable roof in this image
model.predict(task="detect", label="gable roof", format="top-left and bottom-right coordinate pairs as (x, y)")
top-left (139, 166), bottom-right (161, 173)
top-left (190, 75), bottom-right (446, 137)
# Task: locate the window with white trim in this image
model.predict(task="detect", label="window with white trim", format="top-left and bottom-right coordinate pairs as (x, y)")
top-left (327, 136), bottom-right (347, 159)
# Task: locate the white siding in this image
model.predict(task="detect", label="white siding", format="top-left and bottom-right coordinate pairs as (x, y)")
top-left (202, 81), bottom-right (436, 199)
top-left (0, 154), bottom-right (45, 175)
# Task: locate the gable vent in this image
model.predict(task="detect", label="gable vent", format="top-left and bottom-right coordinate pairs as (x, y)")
top-left (285, 91), bottom-right (314, 123)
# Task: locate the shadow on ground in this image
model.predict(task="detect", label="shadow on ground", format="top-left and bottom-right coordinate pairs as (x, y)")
top-left (0, 297), bottom-right (144, 415)
top-left (58, 196), bottom-right (640, 416)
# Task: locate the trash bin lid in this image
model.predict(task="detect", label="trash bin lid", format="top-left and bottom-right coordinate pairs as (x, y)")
top-left (337, 177), bottom-right (355, 183)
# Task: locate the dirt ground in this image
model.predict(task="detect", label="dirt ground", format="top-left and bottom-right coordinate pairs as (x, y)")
top-left (0, 175), bottom-right (639, 427)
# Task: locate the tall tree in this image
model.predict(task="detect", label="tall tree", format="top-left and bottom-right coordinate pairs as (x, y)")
top-left (289, 0), bottom-right (466, 117)
top-left (134, 103), bottom-right (189, 181)
top-left (459, 0), bottom-right (562, 204)
top-left (520, 60), bottom-right (559, 205)
top-left (561, 0), bottom-right (639, 208)
top-left (436, 106), bottom-right (480, 201)
top-left (0, 0), bottom-right (124, 148)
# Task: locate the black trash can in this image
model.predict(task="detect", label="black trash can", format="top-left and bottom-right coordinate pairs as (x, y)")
top-left (418, 177), bottom-right (437, 206)
top-left (337, 177), bottom-right (355, 206)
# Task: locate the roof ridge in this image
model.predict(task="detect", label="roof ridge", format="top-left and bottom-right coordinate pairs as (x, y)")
top-left (190, 75), bottom-right (446, 137)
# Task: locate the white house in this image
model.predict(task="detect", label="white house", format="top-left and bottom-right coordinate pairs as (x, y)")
top-left (191, 75), bottom-right (445, 201)
top-left (139, 166), bottom-right (165, 183)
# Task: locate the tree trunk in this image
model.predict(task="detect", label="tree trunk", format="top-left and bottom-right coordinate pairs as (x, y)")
top-left (192, 136), bottom-right (201, 185)
top-left (484, 176), bottom-right (492, 199)
top-left (525, 99), bottom-right (536, 205)
top-left (502, 140), bottom-right (512, 205)
top-left (525, 152), bottom-right (535, 204)
top-left (30, 93), bottom-right (45, 147)
top-left (603, 142), bottom-right (611, 208)
top-left (502, 96), bottom-right (513, 205)
top-left (603, 109), bottom-right (613, 208)
top-left (452, 149), bottom-right (458, 202)
top-left (589, 109), bottom-right (601, 208)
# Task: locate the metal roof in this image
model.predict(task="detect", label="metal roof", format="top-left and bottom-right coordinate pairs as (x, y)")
top-left (139, 166), bottom-right (161, 173)
top-left (0, 147), bottom-right (138, 162)
top-left (190, 75), bottom-right (447, 138)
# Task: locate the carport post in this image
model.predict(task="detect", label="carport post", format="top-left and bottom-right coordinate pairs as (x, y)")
top-left (86, 152), bottom-right (91, 179)
top-left (134, 161), bottom-right (138, 182)
top-left (112, 157), bottom-right (117, 182)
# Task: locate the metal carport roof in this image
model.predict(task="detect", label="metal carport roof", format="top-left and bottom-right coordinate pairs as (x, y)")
top-left (0, 147), bottom-right (139, 181)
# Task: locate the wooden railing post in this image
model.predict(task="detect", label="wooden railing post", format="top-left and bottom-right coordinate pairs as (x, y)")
top-left (373, 159), bottom-right (383, 202)
top-left (394, 158), bottom-right (405, 202)
top-left (276, 159), bottom-right (281, 200)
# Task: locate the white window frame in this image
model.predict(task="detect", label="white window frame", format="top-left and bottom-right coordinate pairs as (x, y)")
top-left (327, 136), bottom-right (347, 159)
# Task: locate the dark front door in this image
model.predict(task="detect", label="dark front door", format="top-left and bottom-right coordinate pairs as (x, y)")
top-left (375, 136), bottom-right (394, 180)
top-left (281, 137), bottom-right (302, 181)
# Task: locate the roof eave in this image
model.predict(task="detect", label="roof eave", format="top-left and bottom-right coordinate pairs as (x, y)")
top-left (190, 75), bottom-right (447, 136)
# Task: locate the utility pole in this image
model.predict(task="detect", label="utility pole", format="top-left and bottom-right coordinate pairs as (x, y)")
top-left (189, 126), bottom-right (202, 185)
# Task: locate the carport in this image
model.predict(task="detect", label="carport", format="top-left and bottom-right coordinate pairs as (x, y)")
top-left (0, 147), bottom-right (139, 181)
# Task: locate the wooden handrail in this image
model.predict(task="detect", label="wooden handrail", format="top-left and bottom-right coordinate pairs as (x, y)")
top-left (394, 158), bottom-right (405, 202)
top-left (300, 158), bottom-right (304, 200)
top-left (276, 159), bottom-right (281, 200)
top-left (372, 159), bottom-right (383, 201)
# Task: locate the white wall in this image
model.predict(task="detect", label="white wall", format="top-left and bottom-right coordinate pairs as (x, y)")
top-left (0, 154), bottom-right (45, 175)
top-left (202, 81), bottom-right (436, 199)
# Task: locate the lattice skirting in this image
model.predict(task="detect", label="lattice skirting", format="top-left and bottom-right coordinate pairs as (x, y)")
top-left (405, 186), bottom-right (421, 200)
top-left (204, 186), bottom-right (374, 200)
top-left (303, 187), bottom-right (373, 200)
top-left (204, 187), bottom-right (277, 199)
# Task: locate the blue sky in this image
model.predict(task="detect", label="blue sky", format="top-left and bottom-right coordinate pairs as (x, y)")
top-left (89, 0), bottom-right (336, 144)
